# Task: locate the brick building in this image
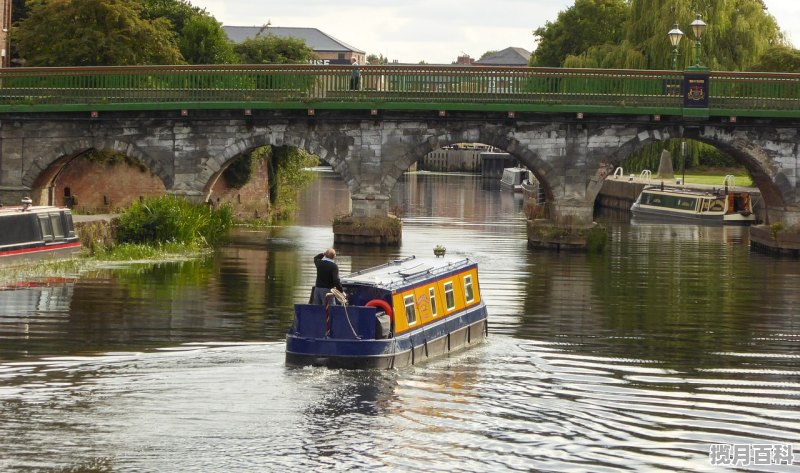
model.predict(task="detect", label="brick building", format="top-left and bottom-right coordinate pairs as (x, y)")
top-left (1, 0), bottom-right (10, 67)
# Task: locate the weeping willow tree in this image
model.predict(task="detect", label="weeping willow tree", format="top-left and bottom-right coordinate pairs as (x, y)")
top-left (564, 0), bottom-right (784, 71)
top-left (622, 139), bottom-right (737, 174)
top-left (558, 0), bottom-right (785, 171)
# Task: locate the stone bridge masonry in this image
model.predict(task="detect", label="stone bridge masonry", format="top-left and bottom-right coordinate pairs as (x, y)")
top-left (1, 110), bottom-right (799, 248)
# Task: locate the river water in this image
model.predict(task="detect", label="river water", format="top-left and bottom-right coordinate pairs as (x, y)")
top-left (1, 171), bottom-right (799, 472)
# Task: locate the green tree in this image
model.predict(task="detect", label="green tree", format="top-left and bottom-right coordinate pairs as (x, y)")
top-left (564, 0), bottom-right (784, 71)
top-left (268, 146), bottom-right (318, 220)
top-left (14, 0), bottom-right (183, 66)
top-left (234, 34), bottom-right (317, 64)
top-left (551, 0), bottom-right (786, 172)
top-left (531, 0), bottom-right (628, 67)
top-left (11, 0), bottom-right (28, 22)
top-left (749, 45), bottom-right (800, 72)
top-left (178, 14), bottom-right (238, 64)
top-left (142, 0), bottom-right (237, 64)
top-left (479, 50), bottom-right (498, 60)
top-left (366, 53), bottom-right (388, 64)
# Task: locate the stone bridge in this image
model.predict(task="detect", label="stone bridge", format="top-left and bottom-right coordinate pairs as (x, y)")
top-left (1, 109), bottom-right (799, 244)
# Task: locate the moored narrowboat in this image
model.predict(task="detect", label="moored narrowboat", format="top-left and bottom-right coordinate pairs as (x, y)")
top-left (500, 167), bottom-right (527, 193)
top-left (0, 199), bottom-right (81, 265)
top-left (631, 185), bottom-right (756, 225)
top-left (286, 256), bottom-right (488, 369)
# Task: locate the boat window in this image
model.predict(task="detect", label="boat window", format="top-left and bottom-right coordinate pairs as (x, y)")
top-left (429, 287), bottom-right (438, 317)
top-left (403, 294), bottom-right (417, 325)
top-left (643, 193), bottom-right (698, 210)
top-left (463, 275), bottom-right (474, 303)
top-left (38, 215), bottom-right (53, 242)
top-left (50, 214), bottom-right (65, 238)
top-left (0, 214), bottom-right (39, 246)
top-left (444, 281), bottom-right (455, 311)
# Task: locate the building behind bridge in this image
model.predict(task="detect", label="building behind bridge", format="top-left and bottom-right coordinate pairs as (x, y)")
top-left (473, 47), bottom-right (531, 66)
top-left (1, 0), bottom-right (10, 67)
top-left (222, 25), bottom-right (365, 65)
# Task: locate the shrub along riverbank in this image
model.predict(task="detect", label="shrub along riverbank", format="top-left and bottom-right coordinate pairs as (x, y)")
top-left (0, 196), bottom-right (235, 286)
top-left (93, 195), bottom-right (235, 260)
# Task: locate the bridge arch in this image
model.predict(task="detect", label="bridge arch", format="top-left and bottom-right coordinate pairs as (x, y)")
top-left (693, 126), bottom-right (793, 212)
top-left (369, 122), bottom-right (562, 203)
top-left (22, 139), bottom-right (170, 207)
top-left (602, 124), bottom-right (791, 212)
top-left (199, 124), bottom-right (356, 201)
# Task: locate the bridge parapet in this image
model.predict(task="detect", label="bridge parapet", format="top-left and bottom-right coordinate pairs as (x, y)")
top-left (1, 65), bottom-right (798, 119)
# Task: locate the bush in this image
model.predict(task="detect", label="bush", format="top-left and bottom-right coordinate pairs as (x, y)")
top-left (116, 196), bottom-right (234, 247)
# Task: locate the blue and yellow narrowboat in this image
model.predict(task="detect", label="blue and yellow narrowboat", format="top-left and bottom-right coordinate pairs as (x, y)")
top-left (286, 256), bottom-right (488, 369)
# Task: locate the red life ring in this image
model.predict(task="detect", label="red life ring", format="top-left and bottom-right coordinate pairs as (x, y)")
top-left (365, 299), bottom-right (393, 322)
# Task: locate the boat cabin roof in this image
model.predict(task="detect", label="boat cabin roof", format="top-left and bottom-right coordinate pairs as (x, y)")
top-left (341, 256), bottom-right (476, 292)
top-left (641, 186), bottom-right (746, 199)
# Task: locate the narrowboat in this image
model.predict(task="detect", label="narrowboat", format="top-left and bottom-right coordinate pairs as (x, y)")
top-left (631, 185), bottom-right (756, 225)
top-left (500, 167), bottom-right (527, 193)
top-left (286, 256), bottom-right (488, 369)
top-left (0, 198), bottom-right (81, 265)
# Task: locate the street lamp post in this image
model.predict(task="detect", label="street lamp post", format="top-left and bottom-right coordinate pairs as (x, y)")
top-left (668, 24), bottom-right (684, 70)
top-left (690, 14), bottom-right (707, 68)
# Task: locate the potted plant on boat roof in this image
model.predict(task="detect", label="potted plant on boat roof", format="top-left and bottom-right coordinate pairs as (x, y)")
top-left (433, 244), bottom-right (446, 257)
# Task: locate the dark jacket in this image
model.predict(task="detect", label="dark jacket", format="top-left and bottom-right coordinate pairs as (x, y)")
top-left (314, 253), bottom-right (342, 291)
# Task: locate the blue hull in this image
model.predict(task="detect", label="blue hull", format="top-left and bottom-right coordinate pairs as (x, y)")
top-left (286, 304), bottom-right (488, 369)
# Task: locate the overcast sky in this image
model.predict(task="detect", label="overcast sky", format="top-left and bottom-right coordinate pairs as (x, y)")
top-left (190, 0), bottom-right (800, 64)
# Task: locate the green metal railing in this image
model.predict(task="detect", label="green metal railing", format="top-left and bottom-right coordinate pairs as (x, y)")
top-left (0, 64), bottom-right (798, 118)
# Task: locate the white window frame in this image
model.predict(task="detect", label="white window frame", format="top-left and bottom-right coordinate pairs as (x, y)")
top-left (429, 287), bottom-right (438, 317)
top-left (403, 294), bottom-right (417, 325)
top-left (444, 281), bottom-right (455, 311)
top-left (463, 275), bottom-right (474, 303)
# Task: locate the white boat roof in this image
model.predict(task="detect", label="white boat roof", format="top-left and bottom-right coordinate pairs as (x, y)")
top-left (641, 186), bottom-right (743, 198)
top-left (0, 205), bottom-right (70, 216)
top-left (341, 256), bottom-right (475, 291)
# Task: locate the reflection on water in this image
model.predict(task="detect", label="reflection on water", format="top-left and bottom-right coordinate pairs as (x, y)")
top-left (1, 171), bottom-right (799, 472)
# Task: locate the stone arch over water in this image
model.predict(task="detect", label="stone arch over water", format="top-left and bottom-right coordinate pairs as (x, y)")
top-left (199, 123), bottom-right (358, 201)
top-left (22, 140), bottom-right (168, 207)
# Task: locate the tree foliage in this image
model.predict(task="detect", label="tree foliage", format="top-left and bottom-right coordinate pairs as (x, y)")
top-left (561, 0), bottom-right (784, 71)
top-left (14, 0), bottom-right (183, 66)
top-left (366, 53), bottom-right (388, 64)
top-left (223, 150), bottom-right (260, 189)
top-left (141, 0), bottom-right (237, 64)
top-left (749, 45), bottom-right (800, 72)
top-left (11, 0), bottom-right (27, 22)
top-left (531, 0), bottom-right (628, 67)
top-left (178, 14), bottom-right (238, 64)
top-left (268, 146), bottom-right (318, 220)
top-left (538, 0), bottom-right (787, 171)
top-left (234, 34), bottom-right (317, 64)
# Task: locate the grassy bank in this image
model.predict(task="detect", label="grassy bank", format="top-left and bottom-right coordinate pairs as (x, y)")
top-left (674, 167), bottom-right (754, 187)
top-left (1, 196), bottom-right (234, 287)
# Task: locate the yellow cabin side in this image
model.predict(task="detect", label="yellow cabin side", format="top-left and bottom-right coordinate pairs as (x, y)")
top-left (391, 268), bottom-right (482, 335)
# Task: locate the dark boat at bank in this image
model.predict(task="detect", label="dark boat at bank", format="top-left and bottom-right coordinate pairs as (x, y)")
top-left (286, 255), bottom-right (488, 369)
top-left (0, 199), bottom-right (81, 265)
